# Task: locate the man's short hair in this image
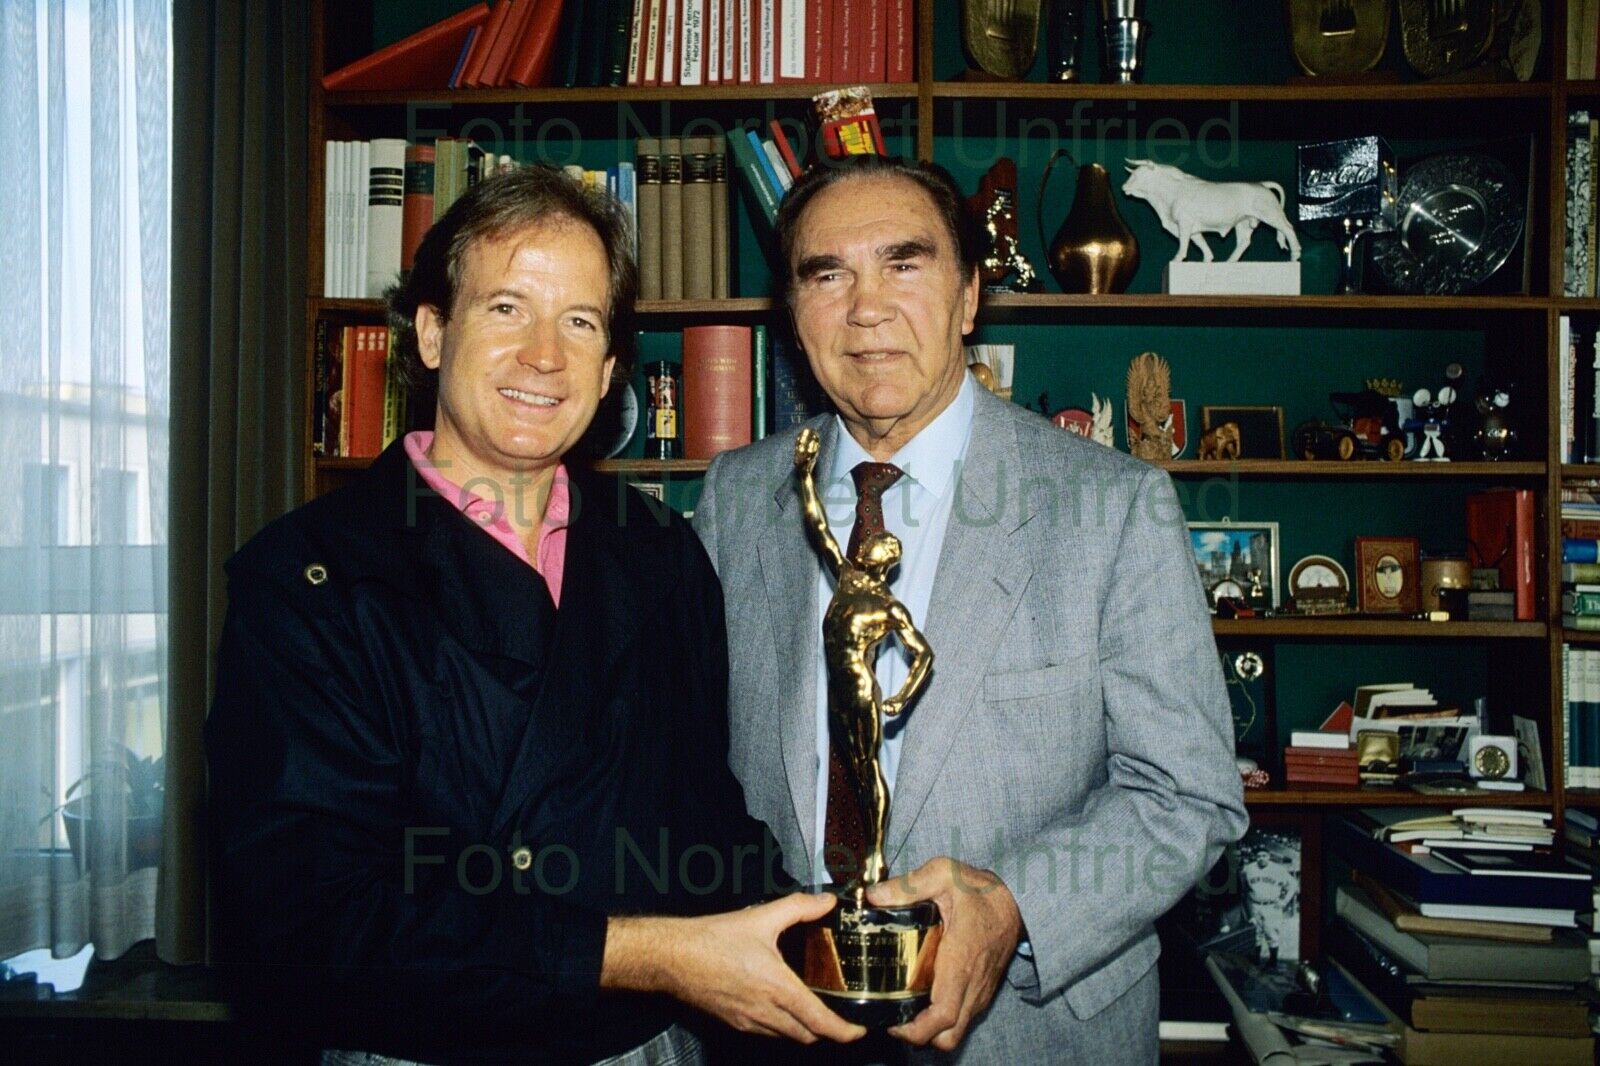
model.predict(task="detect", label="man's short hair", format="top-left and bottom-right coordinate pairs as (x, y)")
top-left (385, 164), bottom-right (639, 394)
top-left (774, 155), bottom-right (985, 303)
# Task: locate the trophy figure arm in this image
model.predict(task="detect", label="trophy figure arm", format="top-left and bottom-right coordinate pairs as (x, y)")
top-left (881, 605), bottom-right (934, 717)
top-left (794, 429), bottom-right (846, 575)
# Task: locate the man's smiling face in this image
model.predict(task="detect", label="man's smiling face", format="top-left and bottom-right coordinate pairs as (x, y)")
top-left (788, 174), bottom-right (979, 460)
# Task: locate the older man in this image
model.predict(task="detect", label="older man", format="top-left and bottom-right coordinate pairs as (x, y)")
top-left (693, 155), bottom-right (1248, 1062)
top-left (206, 166), bottom-right (864, 1065)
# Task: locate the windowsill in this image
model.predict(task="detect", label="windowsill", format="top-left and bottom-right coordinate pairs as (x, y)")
top-left (0, 941), bottom-right (230, 1022)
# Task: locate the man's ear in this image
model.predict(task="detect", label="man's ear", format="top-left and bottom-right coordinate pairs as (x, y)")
top-left (600, 354), bottom-right (617, 398)
top-left (416, 304), bottom-right (445, 370)
top-left (960, 270), bottom-right (980, 337)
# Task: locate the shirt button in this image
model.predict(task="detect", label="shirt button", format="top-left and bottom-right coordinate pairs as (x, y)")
top-left (511, 846), bottom-right (533, 871)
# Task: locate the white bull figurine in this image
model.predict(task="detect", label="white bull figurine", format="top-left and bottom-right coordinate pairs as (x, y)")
top-left (1121, 159), bottom-right (1301, 264)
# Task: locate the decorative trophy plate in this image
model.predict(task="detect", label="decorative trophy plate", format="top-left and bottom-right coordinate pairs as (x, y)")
top-left (1397, 0), bottom-right (1494, 78)
top-left (1369, 152), bottom-right (1523, 295)
top-left (1286, 0), bottom-right (1390, 77)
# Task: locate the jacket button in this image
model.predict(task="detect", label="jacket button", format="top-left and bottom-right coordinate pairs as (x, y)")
top-left (511, 846), bottom-right (533, 871)
top-left (303, 563), bottom-right (328, 585)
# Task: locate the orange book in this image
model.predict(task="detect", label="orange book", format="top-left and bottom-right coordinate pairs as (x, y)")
top-left (347, 326), bottom-right (391, 458)
top-left (484, 0), bottom-right (535, 85)
top-left (322, 4), bottom-right (491, 91)
top-left (683, 326), bottom-right (753, 459)
top-left (509, 0), bottom-right (567, 86)
top-left (462, 0), bottom-right (514, 87)
top-left (401, 145), bottom-right (435, 271)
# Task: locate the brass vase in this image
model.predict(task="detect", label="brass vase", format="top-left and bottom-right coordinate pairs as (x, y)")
top-left (1036, 148), bottom-right (1139, 294)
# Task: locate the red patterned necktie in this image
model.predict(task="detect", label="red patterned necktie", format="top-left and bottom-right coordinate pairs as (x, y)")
top-left (823, 460), bottom-right (904, 885)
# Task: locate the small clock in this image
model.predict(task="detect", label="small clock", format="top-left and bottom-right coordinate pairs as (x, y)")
top-left (1469, 735), bottom-right (1517, 781)
top-left (1287, 554), bottom-right (1351, 614)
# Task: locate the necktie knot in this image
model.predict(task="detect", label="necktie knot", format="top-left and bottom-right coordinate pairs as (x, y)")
top-left (851, 461), bottom-right (904, 501)
top-left (846, 461), bottom-right (904, 567)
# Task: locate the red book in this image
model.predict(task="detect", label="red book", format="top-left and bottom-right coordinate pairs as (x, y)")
top-left (809, 0), bottom-right (829, 83)
top-left (510, 0), bottom-right (567, 85)
top-left (322, 4), bottom-right (491, 91)
top-left (683, 326), bottom-right (753, 459)
top-left (484, 0), bottom-right (535, 86)
top-left (1467, 487), bottom-right (1536, 620)
top-left (833, 0), bottom-right (856, 81)
top-left (401, 144), bottom-right (435, 271)
top-left (768, 119), bottom-right (802, 177)
top-left (347, 326), bottom-right (391, 459)
top-left (461, 0), bottom-right (514, 87)
top-left (861, 0), bottom-right (884, 81)
top-left (886, 0), bottom-right (911, 81)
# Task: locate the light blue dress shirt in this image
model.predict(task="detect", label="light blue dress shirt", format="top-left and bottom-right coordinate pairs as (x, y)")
top-left (811, 372), bottom-right (977, 877)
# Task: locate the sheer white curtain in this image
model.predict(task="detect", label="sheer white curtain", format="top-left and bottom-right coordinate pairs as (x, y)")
top-left (0, 0), bottom-right (170, 961)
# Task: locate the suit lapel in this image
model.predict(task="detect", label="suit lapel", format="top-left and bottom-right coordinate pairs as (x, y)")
top-left (757, 417), bottom-right (837, 869)
top-left (885, 393), bottom-right (1036, 871)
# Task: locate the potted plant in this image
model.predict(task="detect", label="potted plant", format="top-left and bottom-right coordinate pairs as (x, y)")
top-left (50, 746), bottom-right (163, 872)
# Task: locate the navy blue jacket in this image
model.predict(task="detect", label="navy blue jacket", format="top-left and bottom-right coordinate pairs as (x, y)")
top-left (206, 441), bottom-right (782, 1063)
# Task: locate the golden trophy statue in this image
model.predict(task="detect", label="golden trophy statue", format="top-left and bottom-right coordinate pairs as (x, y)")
top-left (782, 427), bottom-right (942, 1027)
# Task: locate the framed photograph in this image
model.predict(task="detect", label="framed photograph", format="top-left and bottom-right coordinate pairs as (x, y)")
top-left (1188, 521), bottom-right (1281, 611)
top-left (1201, 406), bottom-right (1286, 460)
top-left (1354, 536), bottom-right (1420, 612)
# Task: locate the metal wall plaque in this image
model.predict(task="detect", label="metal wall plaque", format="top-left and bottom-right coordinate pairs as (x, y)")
top-left (1370, 151), bottom-right (1523, 295)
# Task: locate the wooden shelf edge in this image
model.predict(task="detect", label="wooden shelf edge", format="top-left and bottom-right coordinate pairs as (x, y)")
top-left (1212, 619), bottom-right (1546, 638)
top-left (1246, 788), bottom-right (1554, 807)
top-left (326, 84), bottom-right (917, 106)
top-left (1160, 460), bottom-right (1544, 478)
top-left (929, 80), bottom-right (1552, 102)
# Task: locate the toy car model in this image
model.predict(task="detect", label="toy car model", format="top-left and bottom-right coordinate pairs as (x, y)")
top-left (1291, 389), bottom-right (1406, 461)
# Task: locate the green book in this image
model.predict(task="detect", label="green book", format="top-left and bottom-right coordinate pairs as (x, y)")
top-left (725, 129), bottom-right (778, 230)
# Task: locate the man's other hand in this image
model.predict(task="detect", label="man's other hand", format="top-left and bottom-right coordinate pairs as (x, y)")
top-left (865, 857), bottom-right (1022, 1052)
top-left (602, 893), bottom-right (867, 1045)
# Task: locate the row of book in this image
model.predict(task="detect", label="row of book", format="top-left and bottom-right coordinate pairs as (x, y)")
top-left (636, 138), bottom-right (731, 300)
top-left (321, 0), bottom-right (913, 93)
top-left (1559, 316), bottom-right (1600, 460)
top-left (1563, 642), bottom-right (1600, 790)
top-left (1566, 115), bottom-right (1600, 299)
top-left (321, 139), bottom-right (637, 301)
top-left (1328, 807), bottom-right (1595, 1064)
top-left (311, 323), bottom-right (408, 459)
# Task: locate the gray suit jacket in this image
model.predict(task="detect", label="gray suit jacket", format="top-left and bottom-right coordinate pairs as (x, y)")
top-left (693, 384), bottom-right (1248, 1061)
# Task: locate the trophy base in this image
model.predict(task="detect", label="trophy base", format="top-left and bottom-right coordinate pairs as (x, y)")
top-left (815, 988), bottom-right (931, 1029)
top-left (780, 888), bottom-right (942, 1029)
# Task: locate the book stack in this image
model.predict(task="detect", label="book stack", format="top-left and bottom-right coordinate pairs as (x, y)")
top-left (1283, 730), bottom-right (1358, 788)
top-left (321, 0), bottom-right (916, 93)
top-left (1328, 808), bottom-right (1595, 1065)
top-left (311, 322), bottom-right (407, 459)
top-left (1464, 488), bottom-right (1534, 621)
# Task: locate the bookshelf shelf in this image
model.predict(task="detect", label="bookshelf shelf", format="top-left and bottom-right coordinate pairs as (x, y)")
top-left (930, 81), bottom-right (1553, 103)
top-left (325, 83), bottom-right (919, 107)
top-left (1560, 464), bottom-right (1600, 480)
top-left (1159, 460), bottom-right (1545, 479)
top-left (1211, 619), bottom-right (1546, 639)
top-left (1560, 627), bottom-right (1600, 644)
top-left (979, 293), bottom-right (1551, 313)
top-left (1245, 788), bottom-right (1555, 808)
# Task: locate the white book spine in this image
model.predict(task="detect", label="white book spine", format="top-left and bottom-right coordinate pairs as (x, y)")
top-left (681, 0), bottom-right (703, 85)
top-left (341, 142), bottom-right (356, 298)
top-left (704, 0), bottom-right (719, 83)
top-left (738, 0), bottom-right (752, 82)
top-left (761, 139), bottom-right (792, 189)
top-left (644, 0), bottom-right (663, 82)
top-left (365, 138), bottom-right (407, 300)
top-left (627, 0), bottom-right (646, 84)
top-left (355, 141), bottom-right (370, 301)
top-left (780, 0), bottom-right (804, 78)
top-left (662, 0), bottom-right (679, 84)
top-left (323, 141), bottom-right (336, 297)
top-left (1562, 315), bottom-right (1574, 461)
top-left (722, 0), bottom-right (735, 81)
top-left (1583, 647), bottom-right (1595, 789)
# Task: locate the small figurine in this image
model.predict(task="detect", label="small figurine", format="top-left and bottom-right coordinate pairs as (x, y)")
top-left (1198, 421), bottom-right (1241, 461)
top-left (1090, 393), bottom-right (1115, 447)
top-left (1126, 354), bottom-right (1174, 461)
top-left (1121, 160), bottom-right (1302, 263)
top-left (1408, 387), bottom-right (1454, 462)
top-left (966, 159), bottom-right (1042, 293)
top-left (1474, 380), bottom-right (1518, 461)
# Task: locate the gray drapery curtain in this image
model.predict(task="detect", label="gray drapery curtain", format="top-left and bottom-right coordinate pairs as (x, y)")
top-left (160, 0), bottom-right (307, 965)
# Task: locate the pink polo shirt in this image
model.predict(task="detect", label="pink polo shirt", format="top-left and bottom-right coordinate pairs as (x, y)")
top-left (403, 431), bottom-right (570, 607)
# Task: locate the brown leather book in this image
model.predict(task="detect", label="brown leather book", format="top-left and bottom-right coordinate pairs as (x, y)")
top-left (635, 138), bottom-right (663, 299)
top-left (682, 325), bottom-right (752, 459)
top-left (681, 137), bottom-right (714, 299)
top-left (710, 140), bottom-right (729, 298)
top-left (660, 137), bottom-right (685, 300)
